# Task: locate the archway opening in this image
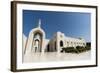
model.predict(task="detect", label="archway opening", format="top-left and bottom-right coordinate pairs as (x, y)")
top-left (60, 40), bottom-right (63, 47)
top-left (32, 31), bottom-right (43, 52)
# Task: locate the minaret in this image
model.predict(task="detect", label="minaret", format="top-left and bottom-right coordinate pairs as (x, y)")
top-left (38, 19), bottom-right (41, 28)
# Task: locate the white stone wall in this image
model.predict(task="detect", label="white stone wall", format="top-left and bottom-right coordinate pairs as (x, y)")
top-left (25, 27), bottom-right (46, 54)
top-left (43, 39), bottom-right (49, 52)
top-left (47, 31), bottom-right (86, 53)
top-left (24, 28), bottom-right (86, 53)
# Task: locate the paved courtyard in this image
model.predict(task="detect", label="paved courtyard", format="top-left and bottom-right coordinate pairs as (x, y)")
top-left (23, 51), bottom-right (91, 63)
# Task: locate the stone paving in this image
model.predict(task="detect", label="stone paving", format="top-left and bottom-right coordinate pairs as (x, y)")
top-left (23, 51), bottom-right (91, 63)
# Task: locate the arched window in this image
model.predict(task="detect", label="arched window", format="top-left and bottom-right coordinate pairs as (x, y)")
top-left (60, 40), bottom-right (63, 47)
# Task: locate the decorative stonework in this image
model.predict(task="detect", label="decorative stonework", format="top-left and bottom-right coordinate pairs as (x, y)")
top-left (24, 19), bottom-right (86, 54)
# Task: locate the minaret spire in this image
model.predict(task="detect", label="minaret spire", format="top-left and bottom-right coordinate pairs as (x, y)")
top-left (38, 19), bottom-right (41, 28)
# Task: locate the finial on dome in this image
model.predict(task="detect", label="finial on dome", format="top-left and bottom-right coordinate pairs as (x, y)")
top-left (38, 19), bottom-right (41, 28)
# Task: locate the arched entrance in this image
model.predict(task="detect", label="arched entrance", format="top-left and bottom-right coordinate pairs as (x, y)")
top-left (60, 40), bottom-right (63, 47)
top-left (32, 32), bottom-right (43, 52)
top-left (25, 19), bottom-right (46, 54)
top-left (47, 44), bottom-right (50, 52)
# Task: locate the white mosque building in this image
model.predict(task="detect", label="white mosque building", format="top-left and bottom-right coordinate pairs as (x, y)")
top-left (24, 19), bottom-right (86, 54)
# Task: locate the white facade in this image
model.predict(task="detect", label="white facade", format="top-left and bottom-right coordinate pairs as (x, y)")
top-left (45, 31), bottom-right (86, 53)
top-left (24, 20), bottom-right (86, 54)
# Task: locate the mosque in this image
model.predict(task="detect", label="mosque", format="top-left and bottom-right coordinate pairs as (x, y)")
top-left (24, 19), bottom-right (86, 54)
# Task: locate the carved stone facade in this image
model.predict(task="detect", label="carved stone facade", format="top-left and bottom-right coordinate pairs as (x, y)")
top-left (24, 19), bottom-right (86, 54)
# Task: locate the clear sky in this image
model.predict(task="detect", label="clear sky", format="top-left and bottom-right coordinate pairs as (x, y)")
top-left (23, 10), bottom-right (91, 42)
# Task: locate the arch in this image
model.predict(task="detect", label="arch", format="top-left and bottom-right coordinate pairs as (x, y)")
top-left (60, 40), bottom-right (63, 47)
top-left (35, 39), bottom-right (39, 42)
top-left (32, 32), bottom-right (42, 52)
top-left (25, 23), bottom-right (46, 54)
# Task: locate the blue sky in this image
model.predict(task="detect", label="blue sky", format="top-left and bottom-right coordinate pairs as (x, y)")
top-left (23, 10), bottom-right (91, 42)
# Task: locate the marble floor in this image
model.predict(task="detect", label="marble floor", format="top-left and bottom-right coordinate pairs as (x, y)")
top-left (23, 51), bottom-right (91, 63)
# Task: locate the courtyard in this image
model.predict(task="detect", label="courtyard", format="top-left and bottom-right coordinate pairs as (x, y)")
top-left (23, 51), bottom-right (91, 63)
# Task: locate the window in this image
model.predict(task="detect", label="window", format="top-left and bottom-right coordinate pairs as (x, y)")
top-left (71, 42), bottom-right (73, 45)
top-left (83, 43), bottom-right (85, 46)
top-left (60, 40), bottom-right (63, 47)
top-left (74, 42), bottom-right (76, 45)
